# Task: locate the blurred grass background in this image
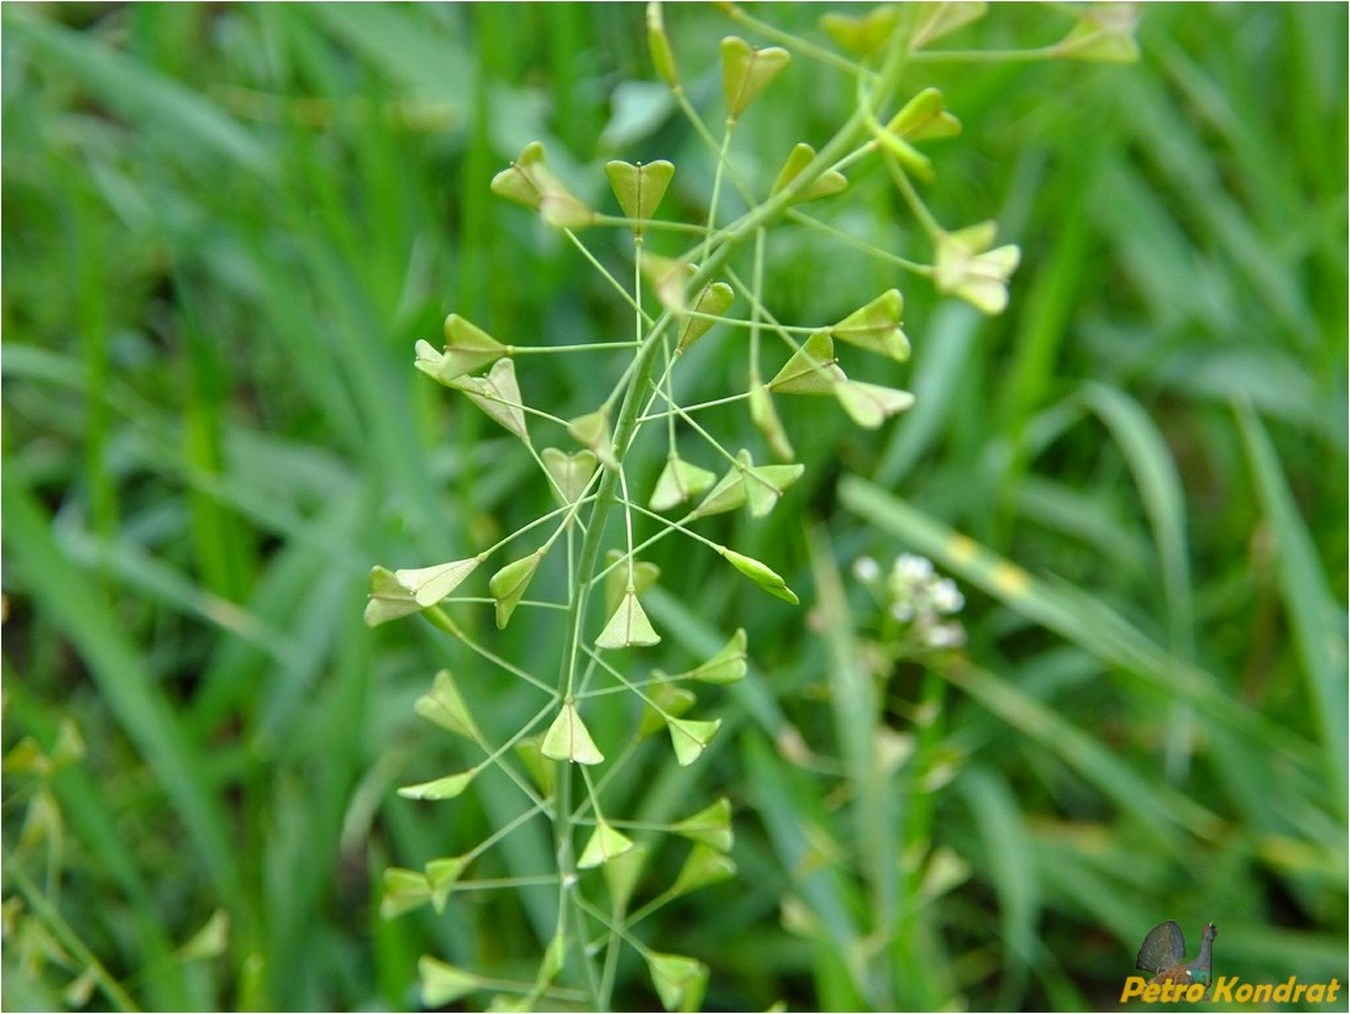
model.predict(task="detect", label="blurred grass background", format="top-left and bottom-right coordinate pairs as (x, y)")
top-left (2, 3), bottom-right (1346, 1011)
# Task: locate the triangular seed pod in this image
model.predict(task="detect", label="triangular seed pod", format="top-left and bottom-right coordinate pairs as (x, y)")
top-left (605, 159), bottom-right (676, 233)
top-left (769, 330), bottom-right (845, 395)
top-left (720, 36), bottom-right (791, 120)
top-left (676, 281), bottom-right (734, 354)
top-left (769, 142), bottom-right (848, 204)
top-left (668, 717), bottom-right (721, 766)
top-left (595, 589), bottom-right (662, 649)
top-left (395, 556), bottom-right (482, 607)
top-left (365, 566), bottom-right (422, 627)
top-left (488, 548), bottom-right (546, 629)
top-left (577, 821), bottom-right (636, 869)
top-left (649, 453), bottom-right (716, 511)
top-left (540, 703), bottom-right (605, 765)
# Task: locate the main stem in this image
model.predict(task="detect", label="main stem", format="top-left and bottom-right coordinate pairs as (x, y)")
top-left (552, 34), bottom-right (913, 1010)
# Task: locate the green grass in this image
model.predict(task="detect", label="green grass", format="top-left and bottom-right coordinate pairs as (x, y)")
top-left (3, 4), bottom-right (1346, 1011)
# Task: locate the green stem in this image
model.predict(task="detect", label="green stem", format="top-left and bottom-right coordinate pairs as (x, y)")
top-left (552, 32), bottom-right (914, 1010)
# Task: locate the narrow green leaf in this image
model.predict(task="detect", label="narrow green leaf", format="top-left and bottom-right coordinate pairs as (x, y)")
top-left (668, 717), bottom-right (722, 766)
top-left (541, 703), bottom-right (605, 765)
top-left (395, 556), bottom-right (481, 607)
top-left (578, 821), bottom-right (636, 869)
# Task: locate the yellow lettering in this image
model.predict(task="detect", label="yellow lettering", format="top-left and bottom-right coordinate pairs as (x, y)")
top-left (1328, 979), bottom-right (1342, 1002)
top-left (1235, 982), bottom-right (1254, 1002)
top-left (1142, 982), bottom-right (1161, 1003)
top-left (1273, 976), bottom-right (1296, 1002)
top-left (1290, 982), bottom-right (1308, 1003)
top-left (1210, 975), bottom-right (1235, 1003)
top-left (1183, 983), bottom-right (1204, 1002)
top-left (1305, 983), bottom-right (1324, 1003)
top-left (1252, 982), bottom-right (1274, 1003)
top-left (1120, 976), bottom-right (1148, 1001)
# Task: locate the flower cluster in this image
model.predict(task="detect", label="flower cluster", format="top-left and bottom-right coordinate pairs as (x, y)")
top-left (853, 552), bottom-right (965, 649)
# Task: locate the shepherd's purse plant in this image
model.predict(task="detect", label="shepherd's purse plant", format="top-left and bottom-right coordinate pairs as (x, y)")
top-left (365, 5), bottom-right (1139, 1009)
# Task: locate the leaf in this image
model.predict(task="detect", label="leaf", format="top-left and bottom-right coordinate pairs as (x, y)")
top-left (364, 565), bottom-right (421, 626)
top-left (720, 36), bottom-right (791, 119)
top-left (578, 820), bottom-right (636, 869)
top-left (381, 868), bottom-right (431, 920)
top-left (596, 589), bottom-right (662, 649)
top-left (671, 797), bottom-right (734, 852)
top-left (542, 447), bottom-right (598, 506)
top-left (646, 951), bottom-right (709, 1013)
top-left (831, 289), bottom-right (911, 360)
top-left (455, 358), bottom-right (529, 442)
top-left (541, 703), bottom-right (605, 765)
top-left (678, 629), bottom-right (748, 685)
top-left (670, 843), bottom-right (737, 897)
top-left (419, 956), bottom-right (481, 1007)
top-left (718, 546), bottom-right (800, 604)
top-left (177, 909), bottom-right (229, 962)
top-left (650, 453), bottom-right (717, 511)
top-left (395, 556), bottom-right (481, 607)
top-left (397, 767), bottom-right (480, 800)
top-left (414, 670), bottom-right (483, 741)
top-left (835, 380), bottom-right (916, 429)
top-left (676, 281), bottom-right (735, 354)
top-left (425, 856), bottom-right (468, 913)
top-left (769, 330), bottom-right (845, 394)
top-left (605, 159), bottom-right (675, 233)
top-left (769, 142), bottom-right (848, 204)
top-left (488, 549), bottom-right (546, 629)
top-left (604, 550), bottom-right (662, 615)
top-left (820, 6), bottom-right (900, 57)
top-left (749, 384), bottom-right (795, 461)
top-left (668, 716), bottom-right (722, 766)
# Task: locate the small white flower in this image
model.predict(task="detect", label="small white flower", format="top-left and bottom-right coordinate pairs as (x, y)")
top-left (890, 600), bottom-right (915, 622)
top-left (925, 622), bottom-right (965, 648)
top-left (853, 556), bottom-right (881, 583)
top-left (930, 579), bottom-right (964, 614)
